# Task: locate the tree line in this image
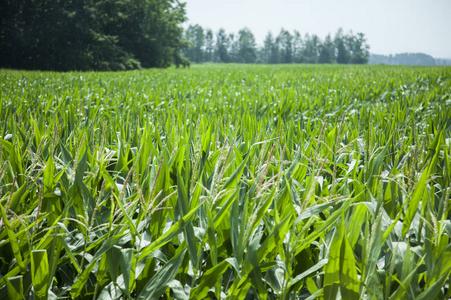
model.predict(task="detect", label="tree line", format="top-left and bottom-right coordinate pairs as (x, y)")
top-left (0, 0), bottom-right (188, 70)
top-left (369, 53), bottom-right (438, 66)
top-left (183, 25), bottom-right (370, 64)
top-left (0, 0), bottom-right (371, 70)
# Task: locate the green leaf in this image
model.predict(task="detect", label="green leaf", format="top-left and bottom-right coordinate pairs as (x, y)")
top-left (0, 203), bottom-right (25, 271)
top-left (415, 274), bottom-right (448, 300)
top-left (137, 248), bottom-right (186, 300)
top-left (6, 275), bottom-right (24, 300)
top-left (70, 258), bottom-right (97, 298)
top-left (324, 222), bottom-right (360, 300)
top-left (288, 258), bottom-right (328, 288)
top-left (190, 260), bottom-right (230, 299)
top-left (138, 202), bottom-right (201, 261)
top-left (402, 131), bottom-right (442, 236)
top-left (31, 250), bottom-right (50, 300)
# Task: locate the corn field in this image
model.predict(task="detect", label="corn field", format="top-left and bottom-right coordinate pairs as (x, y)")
top-left (0, 65), bottom-right (450, 299)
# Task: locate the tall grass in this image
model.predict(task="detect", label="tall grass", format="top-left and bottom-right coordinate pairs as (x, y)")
top-left (0, 65), bottom-right (450, 299)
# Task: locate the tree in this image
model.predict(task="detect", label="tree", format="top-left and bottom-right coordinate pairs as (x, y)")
top-left (292, 30), bottom-right (304, 63)
top-left (184, 24), bottom-right (205, 63)
top-left (215, 29), bottom-right (230, 62)
top-left (237, 28), bottom-right (257, 63)
top-left (278, 29), bottom-right (293, 63)
top-left (131, 0), bottom-right (187, 68)
top-left (228, 33), bottom-right (239, 62)
top-left (204, 29), bottom-right (214, 62)
top-left (334, 28), bottom-right (351, 64)
top-left (261, 32), bottom-right (275, 63)
top-left (348, 32), bottom-right (369, 64)
top-left (318, 34), bottom-right (335, 63)
top-left (302, 34), bottom-right (320, 63)
top-left (0, 0), bottom-right (187, 70)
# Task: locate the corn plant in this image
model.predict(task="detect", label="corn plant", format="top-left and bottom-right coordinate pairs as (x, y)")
top-left (0, 65), bottom-right (450, 299)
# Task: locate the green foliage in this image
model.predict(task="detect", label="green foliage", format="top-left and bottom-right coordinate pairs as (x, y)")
top-left (183, 26), bottom-right (370, 64)
top-left (0, 65), bottom-right (450, 299)
top-left (237, 28), bottom-right (258, 63)
top-left (0, 0), bottom-right (186, 70)
top-left (30, 250), bottom-right (50, 300)
top-left (184, 25), bottom-right (205, 63)
top-left (370, 53), bottom-right (438, 66)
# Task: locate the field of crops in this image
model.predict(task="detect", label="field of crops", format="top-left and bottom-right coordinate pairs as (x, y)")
top-left (0, 65), bottom-right (450, 299)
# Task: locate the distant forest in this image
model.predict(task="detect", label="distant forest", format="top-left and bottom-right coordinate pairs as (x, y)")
top-left (369, 53), bottom-right (451, 66)
top-left (183, 25), bottom-right (370, 64)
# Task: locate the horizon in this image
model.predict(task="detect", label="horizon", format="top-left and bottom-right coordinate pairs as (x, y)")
top-left (185, 0), bottom-right (451, 59)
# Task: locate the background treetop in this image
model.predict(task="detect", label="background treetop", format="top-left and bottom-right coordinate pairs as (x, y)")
top-left (183, 25), bottom-right (370, 65)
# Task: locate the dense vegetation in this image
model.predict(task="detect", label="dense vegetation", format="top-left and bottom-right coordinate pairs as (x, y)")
top-left (370, 53), bottom-right (437, 66)
top-left (0, 0), bottom-right (369, 70)
top-left (0, 0), bottom-right (187, 70)
top-left (369, 53), bottom-right (451, 66)
top-left (0, 65), bottom-right (450, 299)
top-left (183, 26), bottom-right (370, 64)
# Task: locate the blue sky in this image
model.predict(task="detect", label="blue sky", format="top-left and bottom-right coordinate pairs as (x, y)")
top-left (186, 0), bottom-right (451, 58)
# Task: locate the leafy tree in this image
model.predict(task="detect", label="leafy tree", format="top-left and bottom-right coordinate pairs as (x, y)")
top-left (0, 0), bottom-right (187, 70)
top-left (261, 32), bottom-right (276, 63)
top-left (318, 34), bottom-right (335, 63)
top-left (237, 28), bottom-right (257, 63)
top-left (131, 0), bottom-right (187, 68)
top-left (228, 33), bottom-right (239, 62)
top-left (348, 32), bottom-right (369, 64)
top-left (292, 30), bottom-right (304, 63)
top-left (302, 34), bottom-right (320, 63)
top-left (335, 28), bottom-right (351, 64)
top-left (204, 29), bottom-right (215, 62)
top-left (215, 29), bottom-right (230, 63)
top-left (184, 24), bottom-right (205, 63)
top-left (278, 29), bottom-right (293, 63)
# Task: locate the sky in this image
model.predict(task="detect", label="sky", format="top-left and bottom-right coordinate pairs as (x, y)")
top-left (185, 0), bottom-right (451, 58)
